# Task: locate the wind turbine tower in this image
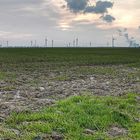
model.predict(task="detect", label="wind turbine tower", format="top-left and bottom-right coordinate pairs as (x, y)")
top-left (112, 36), bottom-right (115, 48)
top-left (45, 37), bottom-right (48, 47)
top-left (31, 41), bottom-right (33, 47)
top-left (0, 42), bottom-right (2, 48)
top-left (90, 42), bottom-right (92, 47)
top-left (52, 40), bottom-right (54, 48)
top-left (138, 26), bottom-right (140, 47)
top-left (73, 39), bottom-right (75, 47)
top-left (6, 41), bottom-right (9, 47)
top-left (76, 38), bottom-right (78, 47)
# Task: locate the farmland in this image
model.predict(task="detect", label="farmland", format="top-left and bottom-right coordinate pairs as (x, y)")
top-left (0, 47), bottom-right (140, 140)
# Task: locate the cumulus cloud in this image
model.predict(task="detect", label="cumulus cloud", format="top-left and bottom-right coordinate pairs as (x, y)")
top-left (101, 15), bottom-right (115, 23)
top-left (84, 1), bottom-right (113, 14)
top-left (64, 0), bottom-right (115, 22)
top-left (64, 0), bottom-right (89, 13)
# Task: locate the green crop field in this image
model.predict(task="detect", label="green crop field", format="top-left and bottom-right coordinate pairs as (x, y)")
top-left (0, 48), bottom-right (140, 67)
top-left (0, 47), bottom-right (140, 140)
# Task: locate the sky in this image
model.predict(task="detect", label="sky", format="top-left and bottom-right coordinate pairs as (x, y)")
top-left (0, 0), bottom-right (140, 47)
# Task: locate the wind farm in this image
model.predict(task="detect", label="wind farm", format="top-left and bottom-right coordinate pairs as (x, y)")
top-left (0, 27), bottom-right (140, 48)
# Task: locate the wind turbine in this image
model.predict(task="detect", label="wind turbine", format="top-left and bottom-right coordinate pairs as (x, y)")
top-left (90, 42), bottom-right (92, 47)
top-left (31, 40), bottom-right (33, 47)
top-left (76, 38), bottom-right (79, 47)
top-left (112, 36), bottom-right (116, 48)
top-left (138, 26), bottom-right (140, 47)
top-left (6, 41), bottom-right (9, 47)
top-left (73, 39), bottom-right (75, 47)
top-left (45, 37), bottom-right (48, 47)
top-left (52, 40), bottom-right (54, 48)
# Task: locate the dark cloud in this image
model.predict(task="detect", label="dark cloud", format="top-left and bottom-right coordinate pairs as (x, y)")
top-left (101, 15), bottom-right (115, 23)
top-left (84, 1), bottom-right (113, 14)
top-left (64, 0), bottom-right (115, 22)
top-left (65, 0), bottom-right (89, 13)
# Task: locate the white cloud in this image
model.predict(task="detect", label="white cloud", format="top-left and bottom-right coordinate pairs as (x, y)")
top-left (0, 30), bottom-right (33, 39)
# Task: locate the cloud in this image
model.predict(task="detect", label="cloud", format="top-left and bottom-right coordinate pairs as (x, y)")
top-left (64, 0), bottom-right (89, 13)
top-left (84, 1), bottom-right (113, 14)
top-left (64, 0), bottom-right (115, 22)
top-left (101, 15), bottom-right (115, 23)
top-left (0, 30), bottom-right (33, 40)
top-left (117, 28), bottom-right (139, 47)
